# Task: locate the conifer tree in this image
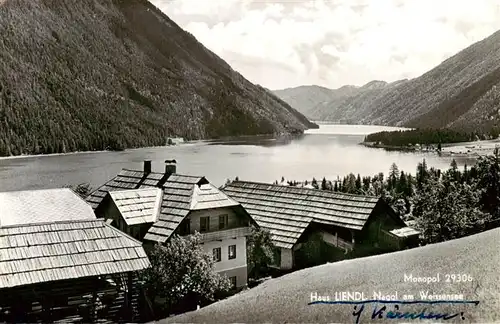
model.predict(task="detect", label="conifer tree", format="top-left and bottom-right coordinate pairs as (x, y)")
top-left (321, 177), bottom-right (328, 190)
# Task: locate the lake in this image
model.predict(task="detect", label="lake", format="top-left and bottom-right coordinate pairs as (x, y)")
top-left (0, 124), bottom-right (478, 192)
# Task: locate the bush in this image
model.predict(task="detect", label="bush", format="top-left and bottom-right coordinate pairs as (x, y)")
top-left (65, 183), bottom-right (93, 199)
top-left (139, 233), bottom-right (231, 317)
top-left (247, 227), bottom-right (276, 280)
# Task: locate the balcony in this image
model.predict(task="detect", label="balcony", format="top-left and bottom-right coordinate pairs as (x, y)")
top-left (321, 231), bottom-right (354, 251)
top-left (198, 226), bottom-right (252, 242)
top-left (336, 237), bottom-right (354, 251)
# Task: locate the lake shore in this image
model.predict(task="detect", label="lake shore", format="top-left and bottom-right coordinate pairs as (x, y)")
top-left (0, 149), bottom-right (112, 161)
top-left (0, 139), bottom-right (205, 161)
top-left (440, 139), bottom-right (500, 157)
top-left (360, 142), bottom-right (423, 152)
top-left (0, 124), bottom-right (477, 193)
top-left (0, 132), bottom-right (306, 161)
top-left (361, 139), bottom-right (500, 157)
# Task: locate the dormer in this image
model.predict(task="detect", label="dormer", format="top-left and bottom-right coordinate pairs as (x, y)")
top-left (96, 188), bottom-right (163, 240)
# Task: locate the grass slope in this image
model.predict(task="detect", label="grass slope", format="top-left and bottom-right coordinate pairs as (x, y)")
top-left (161, 228), bottom-right (500, 323)
top-left (0, 0), bottom-right (315, 156)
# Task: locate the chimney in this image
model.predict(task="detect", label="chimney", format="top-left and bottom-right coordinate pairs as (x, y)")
top-left (165, 159), bottom-right (177, 175)
top-left (143, 160), bottom-right (152, 174)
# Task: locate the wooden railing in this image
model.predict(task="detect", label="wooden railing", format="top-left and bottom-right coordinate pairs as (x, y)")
top-left (198, 227), bottom-right (252, 242)
top-left (336, 237), bottom-right (354, 251)
top-left (321, 231), bottom-right (353, 251)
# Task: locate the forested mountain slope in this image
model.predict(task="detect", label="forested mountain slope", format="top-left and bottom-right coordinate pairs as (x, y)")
top-left (0, 0), bottom-right (315, 156)
top-left (273, 84), bottom-right (359, 121)
top-left (275, 30), bottom-right (500, 133)
top-left (274, 80), bottom-right (408, 124)
top-left (369, 29), bottom-right (500, 132)
top-left (311, 80), bottom-right (407, 124)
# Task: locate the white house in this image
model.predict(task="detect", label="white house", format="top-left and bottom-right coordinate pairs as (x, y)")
top-left (87, 160), bottom-right (256, 289)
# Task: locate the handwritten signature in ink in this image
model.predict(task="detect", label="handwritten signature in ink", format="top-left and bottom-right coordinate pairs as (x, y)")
top-left (309, 299), bottom-right (480, 324)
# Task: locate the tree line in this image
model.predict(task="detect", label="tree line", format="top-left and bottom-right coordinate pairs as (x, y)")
top-left (275, 149), bottom-right (500, 244)
top-left (363, 128), bottom-right (500, 147)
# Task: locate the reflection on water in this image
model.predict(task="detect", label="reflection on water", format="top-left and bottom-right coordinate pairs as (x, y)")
top-left (205, 134), bottom-right (303, 147)
top-left (305, 124), bottom-right (411, 135)
top-left (0, 124), bottom-right (484, 191)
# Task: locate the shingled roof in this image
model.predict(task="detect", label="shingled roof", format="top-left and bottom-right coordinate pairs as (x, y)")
top-left (86, 169), bottom-right (166, 209)
top-left (0, 219), bottom-right (150, 289)
top-left (389, 226), bottom-right (421, 238)
top-left (109, 188), bottom-right (163, 226)
top-left (0, 188), bottom-right (96, 227)
top-left (222, 181), bottom-right (382, 249)
top-left (144, 174), bottom-right (207, 243)
top-left (87, 168), bottom-right (243, 243)
top-left (190, 184), bottom-right (240, 210)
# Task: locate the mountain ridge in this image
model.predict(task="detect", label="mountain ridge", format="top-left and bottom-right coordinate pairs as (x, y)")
top-left (274, 29), bottom-right (500, 133)
top-left (0, 0), bottom-right (315, 156)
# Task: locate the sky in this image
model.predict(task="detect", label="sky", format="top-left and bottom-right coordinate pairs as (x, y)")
top-left (151, 0), bottom-right (500, 90)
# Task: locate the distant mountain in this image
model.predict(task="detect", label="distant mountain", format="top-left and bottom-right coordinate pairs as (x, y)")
top-left (0, 0), bottom-right (315, 156)
top-left (274, 29), bottom-right (500, 133)
top-left (308, 80), bottom-right (408, 124)
top-left (275, 80), bottom-right (407, 124)
top-left (273, 85), bottom-right (357, 121)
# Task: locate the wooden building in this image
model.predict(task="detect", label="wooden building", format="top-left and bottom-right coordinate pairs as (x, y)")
top-left (86, 160), bottom-right (257, 289)
top-left (381, 226), bottom-right (421, 250)
top-left (0, 189), bottom-right (150, 323)
top-left (222, 181), bottom-right (420, 270)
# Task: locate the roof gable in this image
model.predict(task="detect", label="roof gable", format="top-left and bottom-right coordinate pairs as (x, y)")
top-left (86, 169), bottom-right (165, 209)
top-left (144, 175), bottom-right (211, 243)
top-left (109, 188), bottom-right (163, 225)
top-left (0, 219), bottom-right (150, 289)
top-left (88, 168), bottom-right (249, 244)
top-left (0, 188), bottom-right (96, 227)
top-left (190, 183), bottom-right (240, 210)
top-left (222, 181), bottom-right (381, 249)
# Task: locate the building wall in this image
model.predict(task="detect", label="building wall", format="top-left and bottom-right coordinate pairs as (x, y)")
top-left (320, 230), bottom-right (353, 251)
top-left (189, 207), bottom-right (245, 233)
top-left (0, 273), bottom-right (139, 323)
top-left (352, 202), bottom-right (406, 257)
top-left (218, 266), bottom-right (248, 289)
top-left (101, 200), bottom-right (129, 234)
top-left (280, 248), bottom-right (293, 270)
top-left (202, 236), bottom-right (248, 287)
top-left (322, 231), bottom-right (337, 245)
top-left (293, 229), bottom-right (349, 269)
top-left (99, 200), bottom-right (151, 241)
top-left (182, 207), bottom-right (250, 287)
top-left (362, 205), bottom-right (403, 245)
top-left (270, 247), bottom-right (282, 268)
top-left (101, 201), bottom-right (251, 287)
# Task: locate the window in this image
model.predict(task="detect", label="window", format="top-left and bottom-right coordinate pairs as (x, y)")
top-left (200, 216), bottom-right (210, 233)
top-left (181, 219), bottom-right (191, 235)
top-left (130, 226), bottom-right (140, 239)
top-left (229, 276), bottom-right (237, 289)
top-left (228, 245), bottom-right (236, 259)
top-left (213, 247), bottom-right (221, 262)
top-left (219, 214), bottom-right (229, 230)
top-left (273, 248), bottom-right (281, 267)
top-left (117, 218), bottom-right (124, 232)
